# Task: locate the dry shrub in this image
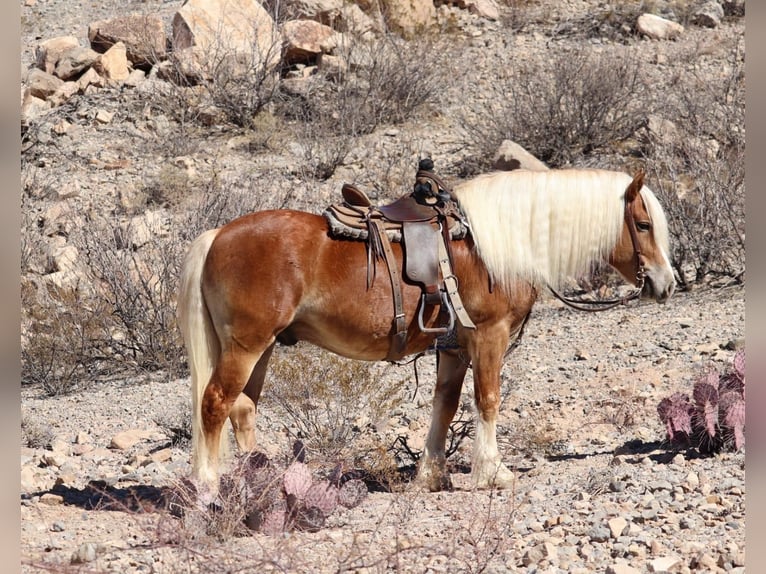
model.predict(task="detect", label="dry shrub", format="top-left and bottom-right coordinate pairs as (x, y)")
top-left (265, 347), bottom-right (405, 463)
top-left (74, 214), bottom-right (185, 374)
top-left (21, 281), bottom-right (111, 395)
top-left (460, 48), bottom-right (650, 171)
top-left (21, 413), bottom-right (55, 449)
top-left (645, 43), bottom-right (745, 286)
top-left (278, 33), bottom-right (452, 180)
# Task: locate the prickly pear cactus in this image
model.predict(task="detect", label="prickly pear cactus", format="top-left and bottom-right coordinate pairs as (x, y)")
top-left (657, 350), bottom-right (745, 453)
top-left (338, 479), bottom-right (369, 509)
top-left (303, 480), bottom-right (339, 516)
top-left (283, 461), bottom-right (313, 501)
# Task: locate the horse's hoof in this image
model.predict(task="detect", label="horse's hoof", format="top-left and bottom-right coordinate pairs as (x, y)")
top-left (472, 462), bottom-right (515, 490)
top-left (417, 460), bottom-right (454, 492)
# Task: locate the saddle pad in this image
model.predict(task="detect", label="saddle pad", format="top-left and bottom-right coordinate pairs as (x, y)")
top-left (323, 204), bottom-right (469, 243)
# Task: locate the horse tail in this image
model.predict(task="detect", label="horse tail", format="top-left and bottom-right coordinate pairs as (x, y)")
top-left (176, 228), bottom-right (228, 479)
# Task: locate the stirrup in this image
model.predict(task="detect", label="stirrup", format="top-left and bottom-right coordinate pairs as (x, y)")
top-left (417, 291), bottom-right (455, 334)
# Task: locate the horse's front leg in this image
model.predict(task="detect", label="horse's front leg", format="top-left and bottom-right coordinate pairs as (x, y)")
top-left (469, 325), bottom-right (515, 489)
top-left (419, 350), bottom-right (469, 492)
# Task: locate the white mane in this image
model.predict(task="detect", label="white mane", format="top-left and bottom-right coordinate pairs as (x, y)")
top-left (452, 168), bottom-right (669, 293)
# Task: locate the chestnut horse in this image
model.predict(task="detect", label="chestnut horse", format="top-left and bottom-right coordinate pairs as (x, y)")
top-left (177, 168), bottom-right (675, 493)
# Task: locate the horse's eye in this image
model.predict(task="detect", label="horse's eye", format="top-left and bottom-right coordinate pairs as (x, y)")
top-left (636, 221), bottom-right (651, 232)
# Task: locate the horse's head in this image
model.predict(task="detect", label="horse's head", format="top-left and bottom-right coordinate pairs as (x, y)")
top-left (609, 172), bottom-right (676, 303)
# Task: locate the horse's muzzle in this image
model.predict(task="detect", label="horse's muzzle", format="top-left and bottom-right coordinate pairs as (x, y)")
top-left (642, 274), bottom-right (675, 303)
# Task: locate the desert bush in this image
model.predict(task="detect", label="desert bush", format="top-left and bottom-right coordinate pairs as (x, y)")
top-left (459, 48), bottom-right (650, 172)
top-left (645, 44), bottom-right (745, 286)
top-left (21, 414), bottom-right (55, 449)
top-left (265, 347), bottom-right (405, 462)
top-left (657, 349), bottom-right (745, 453)
top-left (74, 213), bottom-right (186, 375)
top-left (278, 34), bottom-right (452, 180)
top-left (21, 279), bottom-right (112, 395)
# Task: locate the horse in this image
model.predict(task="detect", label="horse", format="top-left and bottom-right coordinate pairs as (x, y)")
top-left (176, 168), bottom-right (676, 494)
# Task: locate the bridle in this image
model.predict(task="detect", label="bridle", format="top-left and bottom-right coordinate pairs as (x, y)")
top-left (547, 193), bottom-right (647, 312)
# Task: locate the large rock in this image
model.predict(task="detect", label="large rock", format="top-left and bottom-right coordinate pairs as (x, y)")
top-left (92, 42), bottom-right (131, 81)
top-left (53, 46), bottom-right (100, 80)
top-left (26, 68), bottom-right (64, 99)
top-left (88, 13), bottom-right (168, 66)
top-left (35, 36), bottom-right (80, 74)
top-left (450, 0), bottom-right (500, 21)
top-left (336, 4), bottom-right (381, 37)
top-left (289, 0), bottom-right (343, 23)
top-left (379, 0), bottom-right (436, 38)
top-left (282, 20), bottom-right (336, 66)
top-left (172, 0), bottom-right (281, 71)
top-left (21, 91), bottom-right (51, 126)
top-left (492, 140), bottom-right (549, 171)
top-left (692, 1), bottom-right (725, 28)
top-left (637, 13), bottom-right (684, 40)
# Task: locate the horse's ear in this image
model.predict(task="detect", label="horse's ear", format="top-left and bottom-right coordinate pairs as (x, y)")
top-left (625, 170), bottom-right (645, 203)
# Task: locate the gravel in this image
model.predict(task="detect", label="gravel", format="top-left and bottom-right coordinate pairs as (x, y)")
top-left (20, 0), bottom-right (745, 571)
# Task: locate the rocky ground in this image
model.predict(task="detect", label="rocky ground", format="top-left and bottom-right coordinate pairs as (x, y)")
top-left (20, 0), bottom-right (746, 572)
top-left (21, 283), bottom-right (746, 573)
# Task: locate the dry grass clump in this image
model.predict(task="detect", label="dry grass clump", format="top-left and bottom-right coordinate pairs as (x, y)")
top-left (460, 48), bottom-right (650, 172)
top-left (645, 41), bottom-right (745, 286)
top-left (265, 347), bottom-right (405, 463)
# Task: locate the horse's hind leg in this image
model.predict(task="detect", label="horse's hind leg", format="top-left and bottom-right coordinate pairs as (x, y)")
top-left (229, 343), bottom-right (275, 453)
top-left (419, 350), bottom-right (469, 492)
top-left (196, 344), bottom-right (269, 488)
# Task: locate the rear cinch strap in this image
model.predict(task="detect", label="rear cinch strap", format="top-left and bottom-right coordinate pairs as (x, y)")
top-left (371, 219), bottom-right (408, 360)
top-left (437, 233), bottom-right (476, 330)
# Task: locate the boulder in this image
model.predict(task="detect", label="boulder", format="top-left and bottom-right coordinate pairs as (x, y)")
top-left (88, 13), bottom-right (168, 66)
top-left (450, 0), bottom-right (500, 21)
top-left (48, 81), bottom-right (80, 107)
top-left (379, 0), bottom-right (436, 39)
top-left (26, 68), bottom-right (64, 99)
top-left (289, 0), bottom-right (343, 24)
top-left (492, 140), bottom-right (549, 171)
top-left (92, 41), bottom-right (131, 81)
top-left (172, 0), bottom-right (281, 71)
top-left (637, 13), bottom-right (684, 40)
top-left (53, 46), bottom-right (100, 80)
top-left (692, 1), bottom-right (724, 28)
top-left (35, 36), bottom-right (80, 74)
top-left (21, 92), bottom-right (51, 126)
top-left (282, 20), bottom-right (336, 66)
top-left (336, 4), bottom-right (380, 37)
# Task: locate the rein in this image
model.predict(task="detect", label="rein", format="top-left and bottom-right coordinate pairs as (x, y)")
top-left (547, 194), bottom-right (646, 313)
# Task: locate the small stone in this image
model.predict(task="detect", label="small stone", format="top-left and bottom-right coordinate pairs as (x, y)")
top-left (608, 517), bottom-right (628, 539)
top-left (588, 525), bottom-right (611, 543)
top-left (606, 562), bottom-right (641, 574)
top-left (40, 493), bottom-right (64, 506)
top-left (95, 109), bottom-right (114, 124)
top-left (74, 431), bottom-right (93, 444)
top-left (648, 556), bottom-right (680, 572)
top-left (71, 542), bottom-right (98, 564)
top-left (150, 448), bottom-right (173, 464)
top-left (50, 521), bottom-right (65, 532)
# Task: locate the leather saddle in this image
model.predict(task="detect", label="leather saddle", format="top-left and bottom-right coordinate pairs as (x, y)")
top-left (323, 161), bottom-right (476, 361)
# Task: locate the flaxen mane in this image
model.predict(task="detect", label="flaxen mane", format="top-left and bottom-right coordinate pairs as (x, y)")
top-left (453, 168), bottom-right (669, 293)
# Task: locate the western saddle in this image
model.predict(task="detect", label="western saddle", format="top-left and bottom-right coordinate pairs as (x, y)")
top-left (323, 159), bottom-right (476, 361)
